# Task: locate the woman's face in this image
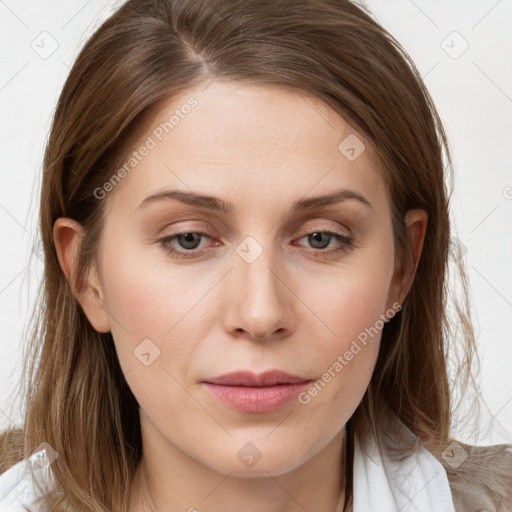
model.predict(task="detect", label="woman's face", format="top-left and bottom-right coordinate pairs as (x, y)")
top-left (77, 81), bottom-right (409, 477)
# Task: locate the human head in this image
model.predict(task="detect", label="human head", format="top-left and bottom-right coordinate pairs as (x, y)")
top-left (55, 77), bottom-right (426, 479)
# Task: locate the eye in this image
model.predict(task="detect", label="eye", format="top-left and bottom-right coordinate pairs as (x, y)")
top-left (294, 229), bottom-right (355, 255)
top-left (158, 228), bottom-right (356, 260)
top-left (159, 231), bottom-right (213, 259)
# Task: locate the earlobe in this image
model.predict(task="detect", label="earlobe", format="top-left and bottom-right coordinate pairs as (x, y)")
top-left (53, 218), bottom-right (111, 333)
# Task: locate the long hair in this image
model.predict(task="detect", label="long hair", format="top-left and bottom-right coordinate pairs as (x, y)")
top-left (1, 0), bottom-right (511, 510)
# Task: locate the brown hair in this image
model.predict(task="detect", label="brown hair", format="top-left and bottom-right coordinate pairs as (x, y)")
top-left (1, 0), bottom-right (511, 510)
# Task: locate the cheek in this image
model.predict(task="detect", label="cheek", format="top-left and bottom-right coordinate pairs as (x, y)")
top-left (96, 233), bottom-right (177, 369)
top-left (100, 260), bottom-right (203, 420)
top-left (294, 279), bottom-right (386, 441)
top-left (292, 252), bottom-right (394, 406)
top-left (99, 227), bottom-right (202, 337)
top-left (296, 256), bottom-right (394, 349)
top-left (98, 234), bottom-right (223, 407)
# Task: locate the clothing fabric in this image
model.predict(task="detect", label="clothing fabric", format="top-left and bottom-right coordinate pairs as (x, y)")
top-left (352, 426), bottom-right (456, 511)
top-left (0, 418), bottom-right (458, 511)
top-left (0, 445), bottom-right (58, 511)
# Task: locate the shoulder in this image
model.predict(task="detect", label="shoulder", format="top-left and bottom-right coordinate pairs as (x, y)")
top-left (0, 447), bottom-right (55, 512)
top-left (0, 457), bottom-right (40, 511)
top-left (357, 411), bottom-right (512, 512)
top-left (444, 441), bottom-right (512, 512)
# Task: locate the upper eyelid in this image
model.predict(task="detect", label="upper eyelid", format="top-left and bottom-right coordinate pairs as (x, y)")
top-left (158, 215), bottom-right (353, 236)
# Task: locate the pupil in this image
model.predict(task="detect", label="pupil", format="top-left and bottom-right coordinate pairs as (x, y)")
top-left (180, 233), bottom-right (199, 249)
top-left (310, 232), bottom-right (329, 249)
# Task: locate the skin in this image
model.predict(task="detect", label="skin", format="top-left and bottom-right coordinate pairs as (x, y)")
top-left (54, 80), bottom-right (427, 512)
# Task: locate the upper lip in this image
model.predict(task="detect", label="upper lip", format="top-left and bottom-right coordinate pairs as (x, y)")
top-left (202, 370), bottom-right (310, 387)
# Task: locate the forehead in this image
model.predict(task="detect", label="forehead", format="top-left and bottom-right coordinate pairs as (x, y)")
top-left (106, 80), bottom-right (387, 215)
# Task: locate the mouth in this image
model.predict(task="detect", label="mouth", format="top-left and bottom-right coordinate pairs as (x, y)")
top-left (201, 370), bottom-right (312, 413)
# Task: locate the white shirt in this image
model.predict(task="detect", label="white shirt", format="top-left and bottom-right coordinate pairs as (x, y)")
top-left (0, 419), bottom-right (457, 511)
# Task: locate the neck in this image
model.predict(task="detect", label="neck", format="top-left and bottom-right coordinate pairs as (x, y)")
top-left (129, 422), bottom-right (348, 512)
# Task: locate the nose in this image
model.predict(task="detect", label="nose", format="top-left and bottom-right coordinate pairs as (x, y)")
top-left (222, 244), bottom-right (295, 342)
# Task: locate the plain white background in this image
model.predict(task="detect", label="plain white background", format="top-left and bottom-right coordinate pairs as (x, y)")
top-left (0, 0), bottom-right (511, 445)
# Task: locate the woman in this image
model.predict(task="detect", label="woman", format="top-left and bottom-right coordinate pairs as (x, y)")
top-left (0, 0), bottom-right (511, 510)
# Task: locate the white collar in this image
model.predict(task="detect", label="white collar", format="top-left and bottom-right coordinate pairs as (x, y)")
top-left (352, 419), bottom-right (457, 512)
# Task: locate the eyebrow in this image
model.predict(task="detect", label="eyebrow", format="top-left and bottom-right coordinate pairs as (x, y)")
top-left (137, 187), bottom-right (372, 214)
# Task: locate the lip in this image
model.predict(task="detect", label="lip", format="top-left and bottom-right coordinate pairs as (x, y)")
top-left (202, 370), bottom-right (311, 413)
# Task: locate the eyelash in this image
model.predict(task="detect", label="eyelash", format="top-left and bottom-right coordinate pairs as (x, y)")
top-left (158, 228), bottom-right (356, 260)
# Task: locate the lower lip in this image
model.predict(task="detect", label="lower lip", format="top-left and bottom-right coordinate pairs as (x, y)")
top-left (202, 382), bottom-right (310, 413)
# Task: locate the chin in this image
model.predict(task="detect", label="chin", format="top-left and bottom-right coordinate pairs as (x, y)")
top-left (228, 457), bottom-right (305, 479)
top-left (202, 440), bottom-right (311, 478)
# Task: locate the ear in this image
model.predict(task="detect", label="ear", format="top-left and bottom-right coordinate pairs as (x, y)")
top-left (53, 218), bottom-right (111, 333)
top-left (387, 209), bottom-right (428, 308)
